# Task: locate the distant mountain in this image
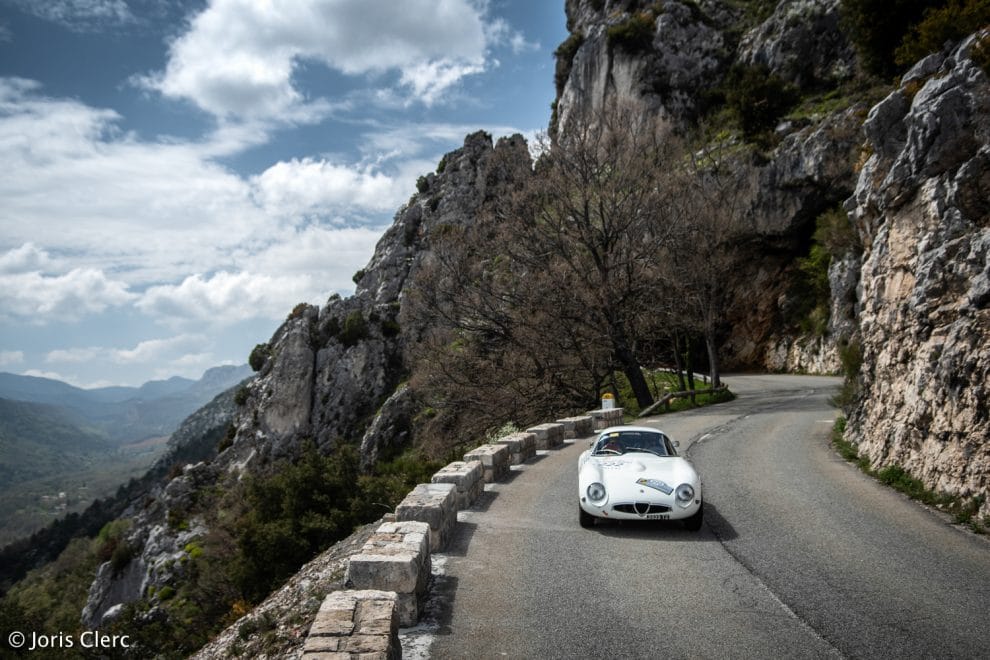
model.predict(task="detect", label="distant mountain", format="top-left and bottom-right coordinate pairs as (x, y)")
top-left (0, 398), bottom-right (113, 488)
top-left (0, 365), bottom-right (252, 445)
top-left (0, 365), bottom-right (253, 547)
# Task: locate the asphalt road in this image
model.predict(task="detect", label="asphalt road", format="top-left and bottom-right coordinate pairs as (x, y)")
top-left (419, 375), bottom-right (990, 659)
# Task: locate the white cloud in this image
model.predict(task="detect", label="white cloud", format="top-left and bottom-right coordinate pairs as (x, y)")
top-left (248, 224), bottom-right (387, 292)
top-left (136, 271), bottom-right (320, 327)
top-left (110, 334), bottom-right (206, 364)
top-left (0, 242), bottom-right (55, 274)
top-left (21, 368), bottom-right (115, 389)
top-left (0, 350), bottom-right (24, 367)
top-left (0, 267), bottom-right (136, 322)
top-left (251, 158), bottom-right (412, 216)
top-left (0, 81), bottom-right (424, 321)
top-left (140, 0), bottom-right (495, 119)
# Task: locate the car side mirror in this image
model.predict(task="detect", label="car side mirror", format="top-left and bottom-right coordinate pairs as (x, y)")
top-left (674, 440), bottom-right (680, 447)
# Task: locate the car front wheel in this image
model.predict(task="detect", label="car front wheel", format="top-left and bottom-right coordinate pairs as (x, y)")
top-left (683, 502), bottom-right (704, 531)
top-left (579, 505), bottom-right (595, 528)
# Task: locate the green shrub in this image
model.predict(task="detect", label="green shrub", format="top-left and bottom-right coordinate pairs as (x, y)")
top-left (832, 338), bottom-right (863, 408)
top-left (972, 33), bottom-right (990, 75)
top-left (554, 32), bottom-right (585, 94)
top-left (607, 11), bottom-right (657, 53)
top-left (895, 0), bottom-right (990, 68)
top-left (814, 207), bottom-right (861, 259)
top-left (249, 343), bottom-right (271, 372)
top-left (218, 424), bottom-right (236, 453)
top-left (110, 541), bottom-right (136, 576)
top-left (234, 386), bottom-right (250, 407)
top-left (339, 311), bottom-right (369, 347)
top-left (352, 268), bottom-right (366, 285)
top-left (416, 175), bottom-right (429, 194)
top-left (723, 63), bottom-right (799, 139)
top-left (840, 0), bottom-right (933, 77)
top-left (380, 319), bottom-right (401, 338)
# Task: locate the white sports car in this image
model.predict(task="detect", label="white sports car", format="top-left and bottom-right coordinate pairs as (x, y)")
top-left (578, 425), bottom-right (703, 530)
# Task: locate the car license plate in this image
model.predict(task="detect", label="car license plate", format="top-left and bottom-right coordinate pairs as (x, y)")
top-left (646, 514), bottom-right (669, 520)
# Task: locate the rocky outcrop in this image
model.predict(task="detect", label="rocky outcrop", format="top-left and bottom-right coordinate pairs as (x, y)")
top-left (555, 1), bottom-right (865, 374)
top-left (556, 0), bottom-right (727, 132)
top-left (845, 33), bottom-right (990, 515)
top-left (721, 104), bottom-right (865, 371)
top-left (738, 0), bottom-right (855, 89)
top-left (81, 131), bottom-right (534, 629)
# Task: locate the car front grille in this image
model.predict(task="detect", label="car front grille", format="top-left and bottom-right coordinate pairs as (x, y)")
top-left (613, 502), bottom-right (671, 515)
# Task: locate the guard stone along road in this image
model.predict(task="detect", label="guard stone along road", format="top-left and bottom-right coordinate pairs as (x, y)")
top-left (421, 375), bottom-right (990, 659)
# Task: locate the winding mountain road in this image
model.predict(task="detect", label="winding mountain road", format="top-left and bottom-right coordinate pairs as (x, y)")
top-left (419, 375), bottom-right (990, 659)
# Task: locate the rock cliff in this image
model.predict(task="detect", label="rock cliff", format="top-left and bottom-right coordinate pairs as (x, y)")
top-left (845, 33), bottom-right (990, 516)
top-left (555, 0), bottom-right (862, 371)
top-left (81, 132), bottom-right (533, 629)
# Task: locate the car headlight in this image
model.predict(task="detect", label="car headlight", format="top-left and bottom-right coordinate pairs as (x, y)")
top-left (675, 483), bottom-right (695, 506)
top-left (586, 482), bottom-right (607, 504)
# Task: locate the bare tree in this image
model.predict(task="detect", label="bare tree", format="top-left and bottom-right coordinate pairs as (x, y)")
top-left (505, 102), bottom-right (680, 408)
top-left (662, 135), bottom-right (757, 389)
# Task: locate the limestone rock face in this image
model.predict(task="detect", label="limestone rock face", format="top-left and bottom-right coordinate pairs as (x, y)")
top-left (556, 1), bottom-right (863, 373)
top-left (738, 0), bottom-right (855, 89)
top-left (81, 132), bottom-right (534, 628)
top-left (722, 105), bottom-right (865, 370)
top-left (846, 34), bottom-right (990, 516)
top-left (557, 0), bottom-right (726, 132)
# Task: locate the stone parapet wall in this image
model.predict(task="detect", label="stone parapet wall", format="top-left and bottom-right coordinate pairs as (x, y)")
top-left (526, 423), bottom-right (565, 449)
top-left (395, 483), bottom-right (458, 552)
top-left (431, 461), bottom-right (484, 510)
top-left (302, 589), bottom-right (400, 659)
top-left (306, 406), bottom-right (602, 653)
top-left (557, 415), bottom-right (594, 438)
top-left (463, 443), bottom-right (510, 482)
top-left (345, 521), bottom-right (431, 627)
top-left (492, 431), bottom-right (537, 464)
top-left (587, 408), bottom-right (623, 430)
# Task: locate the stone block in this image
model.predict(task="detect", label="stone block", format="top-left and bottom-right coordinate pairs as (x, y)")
top-left (303, 590), bottom-right (400, 660)
top-left (526, 423), bottom-right (565, 449)
top-left (345, 522), bottom-right (430, 626)
top-left (491, 431), bottom-right (536, 464)
top-left (587, 408), bottom-right (624, 431)
top-left (463, 443), bottom-right (510, 483)
top-left (556, 415), bottom-right (594, 438)
top-left (395, 483), bottom-right (458, 552)
top-left (431, 461), bottom-right (483, 509)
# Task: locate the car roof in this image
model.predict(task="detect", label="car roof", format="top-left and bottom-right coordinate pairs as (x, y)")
top-left (597, 425), bottom-right (667, 435)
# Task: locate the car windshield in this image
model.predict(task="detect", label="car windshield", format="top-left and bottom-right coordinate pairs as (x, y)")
top-left (592, 431), bottom-right (674, 457)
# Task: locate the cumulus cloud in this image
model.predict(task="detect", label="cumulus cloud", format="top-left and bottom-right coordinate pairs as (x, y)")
top-left (136, 271), bottom-right (321, 327)
top-left (251, 158), bottom-right (412, 216)
top-left (139, 0), bottom-right (496, 119)
top-left (43, 336), bottom-right (217, 381)
top-left (0, 266), bottom-right (136, 322)
top-left (0, 242), bottom-right (55, 274)
top-left (0, 81), bottom-right (419, 310)
top-left (110, 334), bottom-right (207, 364)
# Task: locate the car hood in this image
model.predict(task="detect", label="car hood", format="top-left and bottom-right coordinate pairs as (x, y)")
top-left (580, 453), bottom-right (698, 487)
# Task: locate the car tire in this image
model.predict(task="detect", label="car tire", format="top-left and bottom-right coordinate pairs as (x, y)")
top-left (683, 502), bottom-right (704, 531)
top-left (579, 505), bottom-right (595, 528)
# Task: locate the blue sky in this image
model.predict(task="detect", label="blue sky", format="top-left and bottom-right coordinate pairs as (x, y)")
top-left (0, 0), bottom-right (566, 387)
